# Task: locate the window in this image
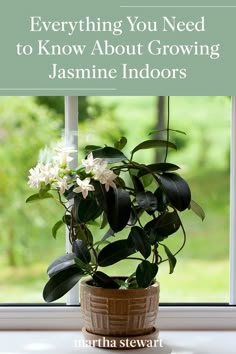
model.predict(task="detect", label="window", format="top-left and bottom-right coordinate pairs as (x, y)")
top-left (0, 97), bottom-right (65, 303)
top-left (0, 96), bottom-right (235, 330)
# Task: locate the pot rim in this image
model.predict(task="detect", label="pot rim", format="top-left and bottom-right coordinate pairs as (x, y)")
top-left (80, 276), bottom-right (159, 293)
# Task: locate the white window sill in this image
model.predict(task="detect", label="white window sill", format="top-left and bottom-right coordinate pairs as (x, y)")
top-left (0, 330), bottom-right (235, 353)
top-left (1, 306), bottom-right (236, 330)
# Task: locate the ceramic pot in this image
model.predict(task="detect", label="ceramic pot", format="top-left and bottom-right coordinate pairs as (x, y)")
top-left (80, 278), bottom-right (160, 337)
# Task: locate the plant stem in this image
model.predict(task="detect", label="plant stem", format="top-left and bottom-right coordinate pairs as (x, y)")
top-left (153, 244), bottom-right (159, 264)
top-left (164, 96), bottom-right (170, 163)
top-left (57, 190), bottom-right (71, 214)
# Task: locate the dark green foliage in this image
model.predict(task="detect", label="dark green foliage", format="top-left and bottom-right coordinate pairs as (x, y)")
top-left (27, 131), bottom-right (203, 298)
top-left (161, 244), bottom-right (177, 274)
top-left (98, 240), bottom-right (135, 266)
top-left (47, 254), bottom-right (78, 278)
top-left (158, 173), bottom-right (191, 211)
top-left (154, 187), bottom-right (168, 213)
top-left (114, 136), bottom-right (128, 151)
top-left (190, 200), bottom-right (205, 221)
top-left (132, 175), bottom-right (145, 193)
top-left (43, 267), bottom-right (84, 302)
top-left (52, 220), bottom-right (64, 239)
top-left (144, 211), bottom-right (181, 242)
top-left (131, 139), bottom-right (177, 157)
top-left (92, 271), bottom-right (120, 289)
top-left (87, 146), bottom-right (127, 163)
top-left (73, 240), bottom-right (91, 263)
top-left (128, 226), bottom-right (151, 259)
top-left (72, 196), bottom-right (102, 223)
top-left (136, 261), bottom-right (158, 288)
top-left (25, 192), bottom-right (53, 203)
top-left (136, 191), bottom-right (158, 214)
top-left (105, 188), bottom-right (131, 232)
top-left (138, 163), bottom-right (180, 177)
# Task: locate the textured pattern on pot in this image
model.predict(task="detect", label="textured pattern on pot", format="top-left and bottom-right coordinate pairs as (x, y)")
top-left (80, 279), bottom-right (160, 336)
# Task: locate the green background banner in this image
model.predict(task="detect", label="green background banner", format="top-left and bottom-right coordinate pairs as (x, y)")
top-left (0, 0), bottom-right (235, 95)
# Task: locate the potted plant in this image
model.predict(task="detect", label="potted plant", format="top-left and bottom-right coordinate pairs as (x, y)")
top-left (27, 134), bottom-right (204, 348)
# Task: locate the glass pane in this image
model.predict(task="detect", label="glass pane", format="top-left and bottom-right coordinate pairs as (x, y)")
top-left (0, 97), bottom-right (65, 303)
top-left (0, 96), bottom-right (230, 303)
top-left (83, 96), bottom-right (230, 303)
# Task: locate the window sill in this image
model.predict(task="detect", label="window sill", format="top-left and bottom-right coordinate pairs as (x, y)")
top-left (0, 330), bottom-right (235, 353)
top-left (0, 306), bottom-right (236, 330)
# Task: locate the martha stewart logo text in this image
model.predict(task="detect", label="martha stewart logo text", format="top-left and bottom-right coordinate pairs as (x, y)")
top-left (73, 337), bottom-right (163, 349)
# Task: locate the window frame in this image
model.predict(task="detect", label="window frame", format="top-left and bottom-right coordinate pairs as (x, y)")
top-left (230, 96), bottom-right (236, 305)
top-left (0, 305), bottom-right (236, 330)
top-left (0, 96), bottom-right (235, 330)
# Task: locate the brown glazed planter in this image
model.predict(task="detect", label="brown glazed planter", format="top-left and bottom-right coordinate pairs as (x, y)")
top-left (80, 278), bottom-right (160, 348)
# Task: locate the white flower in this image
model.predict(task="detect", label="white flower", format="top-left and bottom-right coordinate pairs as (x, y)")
top-left (82, 153), bottom-right (107, 174)
top-left (94, 169), bottom-right (117, 191)
top-left (73, 177), bottom-right (95, 199)
top-left (28, 164), bottom-right (43, 189)
top-left (40, 163), bottom-right (60, 185)
top-left (54, 145), bottom-right (77, 168)
top-left (54, 152), bottom-right (73, 168)
top-left (28, 163), bottom-right (60, 189)
top-left (53, 177), bottom-right (69, 194)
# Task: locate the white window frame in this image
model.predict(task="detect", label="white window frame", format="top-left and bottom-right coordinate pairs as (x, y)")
top-left (0, 96), bottom-right (235, 330)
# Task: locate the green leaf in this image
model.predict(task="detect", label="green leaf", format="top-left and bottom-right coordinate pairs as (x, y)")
top-left (100, 212), bottom-right (108, 229)
top-left (74, 256), bottom-right (92, 271)
top-left (161, 244), bottom-right (177, 274)
top-left (39, 185), bottom-right (51, 197)
top-left (128, 226), bottom-right (151, 259)
top-left (127, 206), bottom-right (143, 226)
top-left (26, 192), bottom-right (53, 203)
top-left (85, 145), bottom-right (102, 153)
top-left (136, 260), bottom-right (158, 288)
top-left (92, 271), bottom-right (120, 289)
top-left (114, 136), bottom-right (127, 151)
top-left (144, 211), bottom-right (181, 242)
top-left (76, 225), bottom-right (93, 245)
top-left (136, 191), bottom-right (157, 214)
top-left (43, 267), bottom-right (83, 302)
top-left (140, 174), bottom-right (153, 188)
top-left (93, 181), bottom-right (108, 212)
top-left (154, 187), bottom-right (168, 213)
top-left (106, 188), bottom-right (131, 232)
top-left (47, 254), bottom-right (77, 278)
top-left (190, 200), bottom-right (205, 221)
top-left (158, 173), bottom-right (191, 211)
top-left (131, 140), bottom-right (177, 156)
top-left (88, 146), bottom-right (127, 163)
top-left (132, 175), bottom-right (144, 193)
top-left (138, 163), bottom-right (180, 177)
top-left (98, 240), bottom-right (135, 267)
top-left (52, 220), bottom-right (64, 239)
top-left (73, 240), bottom-right (91, 263)
top-left (62, 214), bottom-right (71, 226)
top-left (148, 129), bottom-right (186, 136)
top-left (73, 196), bottom-right (101, 223)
